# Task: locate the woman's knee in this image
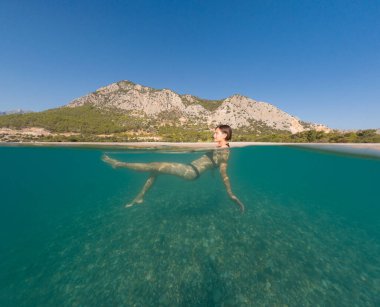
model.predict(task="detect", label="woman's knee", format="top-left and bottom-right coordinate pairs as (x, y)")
top-left (185, 170), bottom-right (199, 181)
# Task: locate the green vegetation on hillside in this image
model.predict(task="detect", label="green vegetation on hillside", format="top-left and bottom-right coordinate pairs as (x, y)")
top-left (231, 129), bottom-right (380, 143)
top-left (181, 96), bottom-right (223, 111)
top-left (0, 105), bottom-right (143, 134)
top-left (0, 105), bottom-right (379, 143)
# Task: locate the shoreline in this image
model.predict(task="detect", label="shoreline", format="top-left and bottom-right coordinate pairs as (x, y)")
top-left (1, 141), bottom-right (380, 149)
top-left (0, 140), bottom-right (379, 147)
top-left (1, 141), bottom-right (380, 159)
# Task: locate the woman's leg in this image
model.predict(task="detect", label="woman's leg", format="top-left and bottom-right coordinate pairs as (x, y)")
top-left (126, 172), bottom-right (157, 208)
top-left (102, 154), bottom-right (199, 208)
top-left (102, 155), bottom-right (197, 180)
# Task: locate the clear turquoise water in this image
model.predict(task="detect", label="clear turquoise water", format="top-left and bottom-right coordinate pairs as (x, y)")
top-left (0, 145), bottom-right (379, 306)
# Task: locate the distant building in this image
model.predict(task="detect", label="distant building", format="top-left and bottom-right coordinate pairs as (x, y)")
top-left (0, 109), bottom-right (33, 115)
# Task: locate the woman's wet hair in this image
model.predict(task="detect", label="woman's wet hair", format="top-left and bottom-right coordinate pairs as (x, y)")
top-left (216, 124), bottom-right (232, 141)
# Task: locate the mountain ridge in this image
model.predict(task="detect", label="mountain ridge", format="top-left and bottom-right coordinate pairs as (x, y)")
top-left (65, 80), bottom-right (332, 134)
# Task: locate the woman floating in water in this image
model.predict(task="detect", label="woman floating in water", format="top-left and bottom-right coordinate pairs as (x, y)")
top-left (101, 124), bottom-right (245, 212)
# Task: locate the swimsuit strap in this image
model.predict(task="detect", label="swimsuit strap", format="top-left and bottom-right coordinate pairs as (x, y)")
top-left (189, 162), bottom-right (200, 179)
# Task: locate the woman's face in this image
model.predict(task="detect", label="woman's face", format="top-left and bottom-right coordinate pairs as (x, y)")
top-left (213, 128), bottom-right (227, 142)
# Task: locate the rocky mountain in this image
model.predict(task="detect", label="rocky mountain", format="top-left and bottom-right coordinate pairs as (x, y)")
top-left (66, 80), bottom-right (332, 134)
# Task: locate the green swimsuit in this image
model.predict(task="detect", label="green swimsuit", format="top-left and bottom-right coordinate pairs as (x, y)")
top-left (189, 143), bottom-right (229, 179)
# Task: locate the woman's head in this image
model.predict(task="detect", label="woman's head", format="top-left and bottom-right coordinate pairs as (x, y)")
top-left (214, 124), bottom-right (232, 142)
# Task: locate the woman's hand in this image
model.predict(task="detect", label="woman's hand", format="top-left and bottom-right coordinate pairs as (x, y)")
top-left (231, 195), bottom-right (245, 213)
top-left (219, 162), bottom-right (245, 213)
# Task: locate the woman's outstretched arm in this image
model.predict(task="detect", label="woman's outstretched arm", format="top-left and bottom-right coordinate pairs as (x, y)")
top-left (219, 162), bottom-right (245, 212)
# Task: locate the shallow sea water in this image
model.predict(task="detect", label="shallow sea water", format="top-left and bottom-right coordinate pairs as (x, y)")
top-left (0, 145), bottom-right (379, 306)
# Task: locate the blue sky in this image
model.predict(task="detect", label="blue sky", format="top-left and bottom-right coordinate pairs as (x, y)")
top-left (0, 0), bottom-right (379, 129)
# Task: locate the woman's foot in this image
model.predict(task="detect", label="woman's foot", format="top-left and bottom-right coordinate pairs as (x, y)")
top-left (125, 197), bottom-right (144, 208)
top-left (101, 154), bottom-right (121, 169)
